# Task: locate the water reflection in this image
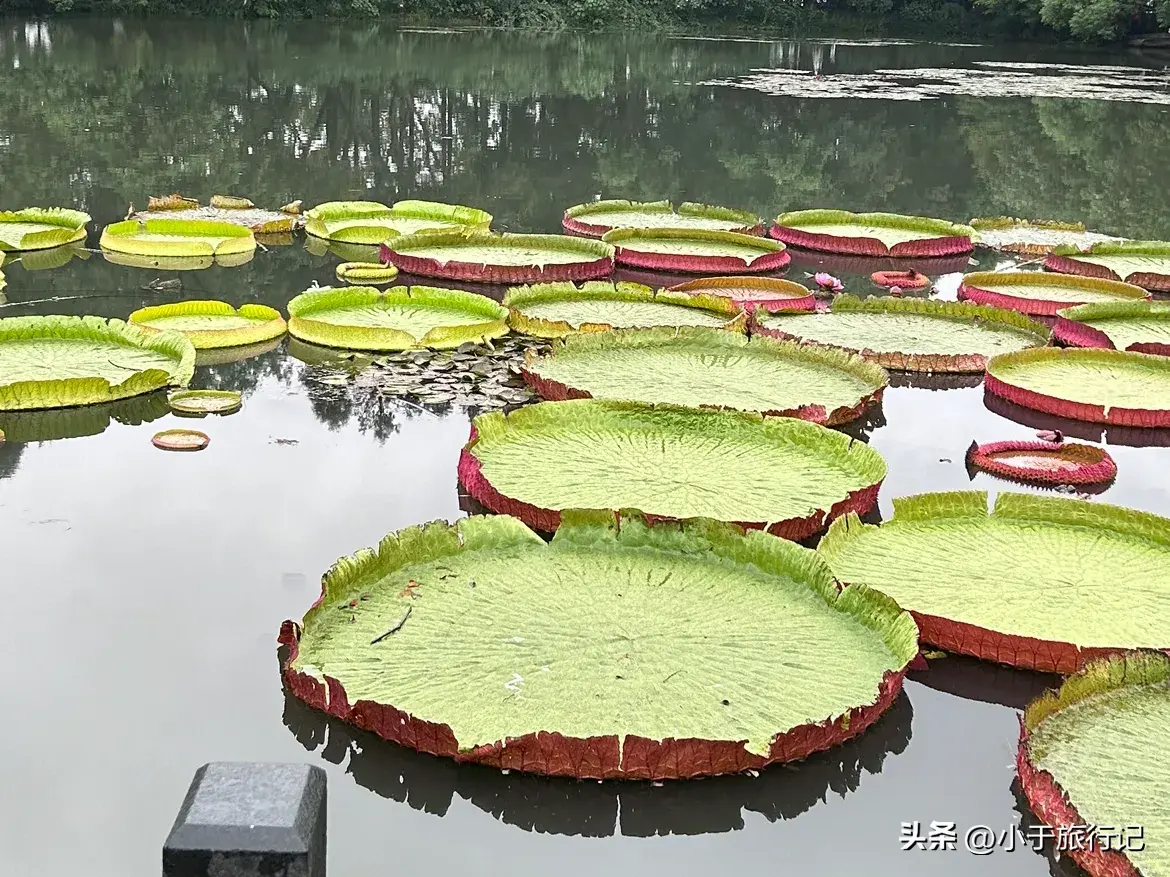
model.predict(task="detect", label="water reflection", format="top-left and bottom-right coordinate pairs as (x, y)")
top-left (983, 391), bottom-right (1170, 448)
top-left (910, 655), bottom-right (1059, 711)
top-left (282, 682), bottom-right (914, 838)
top-left (0, 392), bottom-right (170, 445)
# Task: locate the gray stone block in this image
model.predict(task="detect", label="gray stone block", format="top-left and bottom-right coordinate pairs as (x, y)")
top-left (163, 762), bottom-right (326, 877)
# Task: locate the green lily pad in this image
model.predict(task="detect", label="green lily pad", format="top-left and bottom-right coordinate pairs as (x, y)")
top-left (0, 208), bottom-right (90, 252)
top-left (129, 301), bottom-right (287, 349)
top-left (755, 295), bottom-right (1049, 373)
top-left (563, 200), bottom-right (763, 237)
top-left (1047, 241), bottom-right (1170, 291)
top-left (304, 200), bottom-right (492, 244)
top-left (959, 271), bottom-right (1149, 316)
top-left (505, 281), bottom-right (744, 338)
top-left (1020, 652), bottom-right (1170, 877)
top-left (969, 217), bottom-right (1118, 256)
top-left (1055, 301), bottom-right (1170, 354)
top-left (100, 218), bottom-right (257, 260)
top-left (135, 193), bottom-right (299, 234)
top-left (772, 210), bottom-right (974, 256)
top-left (287, 285), bottom-right (509, 351)
top-left (0, 316), bottom-right (195, 411)
top-left (522, 327), bottom-right (888, 425)
top-left (818, 491), bottom-right (1170, 672)
top-left (602, 228), bottom-right (789, 274)
top-left (460, 399), bottom-right (887, 541)
top-left (335, 262), bottom-right (399, 285)
top-left (281, 510), bottom-right (917, 779)
top-left (382, 230), bottom-right (614, 284)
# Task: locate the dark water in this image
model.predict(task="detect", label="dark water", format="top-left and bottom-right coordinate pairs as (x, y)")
top-left (2, 18), bottom-right (1170, 877)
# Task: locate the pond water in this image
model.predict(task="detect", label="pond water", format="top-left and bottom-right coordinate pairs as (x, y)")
top-left (2, 17), bottom-right (1170, 877)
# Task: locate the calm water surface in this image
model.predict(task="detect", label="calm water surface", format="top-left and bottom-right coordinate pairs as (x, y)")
top-left (2, 18), bottom-right (1170, 877)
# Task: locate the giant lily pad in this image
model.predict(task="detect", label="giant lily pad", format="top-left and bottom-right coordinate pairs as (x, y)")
top-left (135, 194), bottom-right (300, 234)
top-left (602, 228), bottom-right (789, 275)
top-left (667, 276), bottom-right (817, 311)
top-left (287, 285), bottom-right (508, 351)
top-left (964, 439), bottom-right (1116, 489)
top-left (754, 295), bottom-right (1049, 373)
top-left (305, 200), bottom-right (492, 244)
top-left (770, 210), bottom-right (974, 258)
top-left (985, 347), bottom-right (1170, 428)
top-left (381, 230), bottom-right (614, 284)
top-left (521, 327), bottom-right (888, 426)
top-left (504, 281), bottom-right (745, 338)
top-left (1054, 301), bottom-right (1170, 355)
top-left (562, 200), bottom-right (764, 238)
top-left (129, 301), bottom-right (287, 349)
top-left (459, 399), bottom-right (887, 541)
top-left (0, 315), bottom-right (195, 410)
top-left (959, 271), bottom-right (1149, 317)
top-left (0, 208), bottom-right (90, 252)
top-left (818, 491), bottom-right (1170, 673)
top-left (970, 217), bottom-right (1119, 257)
top-left (100, 218), bottom-right (257, 262)
top-left (1045, 241), bottom-right (1170, 292)
top-left (278, 510), bottom-right (918, 780)
top-left (1018, 652), bottom-right (1170, 877)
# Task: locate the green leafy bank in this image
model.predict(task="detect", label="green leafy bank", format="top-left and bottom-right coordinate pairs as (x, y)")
top-left (12, 0), bottom-right (1170, 42)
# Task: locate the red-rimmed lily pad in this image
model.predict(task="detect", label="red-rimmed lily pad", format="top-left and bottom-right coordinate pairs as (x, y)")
top-left (985, 347), bottom-right (1170, 428)
top-left (381, 230), bottom-right (614, 284)
top-left (1054, 301), bottom-right (1170, 355)
top-left (128, 301), bottom-right (287, 349)
top-left (562, 200), bottom-right (764, 238)
top-left (521, 327), bottom-right (888, 425)
top-left (959, 271), bottom-right (1149, 317)
top-left (753, 295), bottom-right (1049, 374)
top-left (1018, 652), bottom-right (1170, 877)
top-left (152, 428), bottom-right (209, 451)
top-left (278, 509), bottom-right (918, 780)
top-left (964, 439), bottom-right (1116, 488)
top-left (770, 210), bottom-right (974, 258)
top-left (666, 276), bottom-right (816, 311)
top-left (458, 399), bottom-right (887, 542)
top-left (505, 281), bottom-right (745, 338)
top-left (0, 208), bottom-right (90, 252)
top-left (1045, 241), bottom-right (1170, 292)
top-left (970, 217), bottom-right (1119, 257)
top-left (870, 270), bottom-right (931, 290)
top-left (818, 491), bottom-right (1170, 673)
top-left (601, 228), bottom-right (789, 275)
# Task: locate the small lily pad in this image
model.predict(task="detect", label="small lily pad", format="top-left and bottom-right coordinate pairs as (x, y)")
top-left (152, 428), bottom-right (210, 451)
top-left (168, 390), bottom-right (243, 416)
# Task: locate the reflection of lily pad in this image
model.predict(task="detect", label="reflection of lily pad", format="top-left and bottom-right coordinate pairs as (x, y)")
top-left (193, 336), bottom-right (283, 367)
top-left (755, 295), bottom-right (1049, 373)
top-left (522, 327), bottom-right (887, 426)
top-left (1054, 301), bottom-right (1170, 355)
top-left (1018, 653), bottom-right (1170, 877)
top-left (959, 271), bottom-right (1148, 316)
top-left (101, 248), bottom-right (254, 271)
top-left (970, 217), bottom-right (1118, 257)
top-left (129, 300), bottom-right (287, 349)
top-left (168, 389), bottom-right (243, 416)
top-left (563, 200), bottom-right (763, 238)
top-left (667, 276), bottom-right (816, 310)
top-left (100, 218), bottom-right (257, 260)
top-left (2, 243), bottom-right (90, 272)
top-left (602, 228), bottom-right (788, 274)
top-left (305, 200), bottom-right (492, 244)
top-left (770, 210), bottom-right (974, 257)
top-left (0, 392), bottom-right (171, 442)
top-left (1045, 241), bottom-right (1170, 292)
top-left (0, 316), bottom-right (195, 411)
top-left (0, 208), bottom-right (90, 252)
top-left (459, 399), bottom-right (887, 541)
top-left (280, 510), bottom-right (917, 779)
top-left (135, 193), bottom-right (299, 234)
top-left (819, 491), bottom-right (1170, 672)
top-left (986, 347), bottom-right (1170, 428)
top-left (287, 285), bottom-right (509, 351)
top-left (381, 230), bottom-right (614, 284)
top-left (505, 281), bottom-right (744, 338)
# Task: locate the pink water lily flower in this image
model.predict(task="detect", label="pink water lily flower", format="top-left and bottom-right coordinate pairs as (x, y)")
top-left (813, 272), bottom-right (844, 292)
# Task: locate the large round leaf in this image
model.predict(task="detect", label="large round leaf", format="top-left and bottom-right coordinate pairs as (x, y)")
top-left (129, 300), bottom-right (287, 349)
top-left (99, 218), bottom-right (257, 260)
top-left (135, 193), bottom-right (300, 234)
top-left (505, 281), bottom-right (745, 338)
top-left (1046, 241), bottom-right (1170, 292)
top-left (459, 399), bottom-right (887, 540)
top-left (602, 228), bottom-right (790, 274)
top-left (959, 270), bottom-right (1148, 317)
top-left (304, 200), bottom-right (492, 244)
top-left (0, 315), bottom-right (195, 411)
top-left (381, 230), bottom-right (614, 284)
top-left (522, 327), bottom-right (888, 425)
top-left (563, 199), bottom-right (763, 238)
top-left (1019, 653), bottom-right (1170, 877)
top-left (986, 347), bottom-right (1170, 427)
top-left (755, 295), bottom-right (1049, 373)
top-left (819, 491), bottom-right (1170, 672)
top-left (1054, 301), bottom-right (1170, 355)
top-left (0, 208), bottom-right (90, 252)
top-left (770, 210), bottom-right (974, 257)
top-left (286, 285), bottom-right (508, 351)
top-left (970, 217), bottom-right (1118, 257)
top-left (280, 511), bottom-right (918, 779)
top-left (667, 276), bottom-right (817, 311)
